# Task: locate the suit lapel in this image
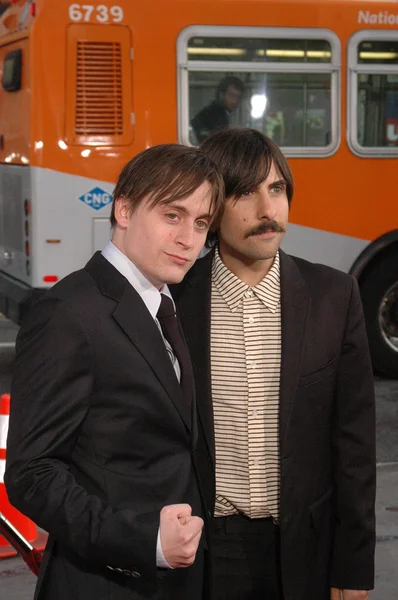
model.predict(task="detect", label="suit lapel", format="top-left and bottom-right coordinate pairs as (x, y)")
top-left (173, 252), bottom-right (215, 464)
top-left (113, 291), bottom-right (192, 431)
top-left (85, 252), bottom-right (191, 432)
top-left (279, 250), bottom-right (311, 450)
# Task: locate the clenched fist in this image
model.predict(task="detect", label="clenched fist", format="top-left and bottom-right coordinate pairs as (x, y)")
top-left (159, 504), bottom-right (204, 568)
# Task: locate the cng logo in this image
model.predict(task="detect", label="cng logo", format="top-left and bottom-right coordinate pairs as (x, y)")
top-left (79, 187), bottom-right (112, 210)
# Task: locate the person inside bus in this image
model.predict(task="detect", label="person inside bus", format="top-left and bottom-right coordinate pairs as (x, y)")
top-left (4, 144), bottom-right (225, 600)
top-left (172, 128), bottom-right (376, 600)
top-left (191, 76), bottom-right (245, 144)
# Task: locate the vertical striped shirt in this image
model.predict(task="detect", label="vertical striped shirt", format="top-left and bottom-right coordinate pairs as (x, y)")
top-left (211, 248), bottom-right (281, 521)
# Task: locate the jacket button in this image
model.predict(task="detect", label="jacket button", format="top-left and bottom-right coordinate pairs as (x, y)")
top-left (283, 515), bottom-right (290, 524)
top-left (131, 571), bottom-right (141, 578)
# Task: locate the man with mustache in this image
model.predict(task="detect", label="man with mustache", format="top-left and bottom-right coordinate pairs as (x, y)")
top-left (172, 129), bottom-right (376, 600)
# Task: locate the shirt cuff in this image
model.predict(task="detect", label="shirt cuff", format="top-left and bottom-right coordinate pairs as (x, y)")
top-left (156, 527), bottom-right (173, 569)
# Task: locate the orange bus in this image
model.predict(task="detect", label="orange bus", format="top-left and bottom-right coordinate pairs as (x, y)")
top-left (0, 0), bottom-right (397, 376)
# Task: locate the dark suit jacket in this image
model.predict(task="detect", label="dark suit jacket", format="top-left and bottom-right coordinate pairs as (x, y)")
top-left (191, 102), bottom-right (229, 143)
top-left (172, 249), bottom-right (376, 600)
top-left (5, 252), bottom-right (206, 600)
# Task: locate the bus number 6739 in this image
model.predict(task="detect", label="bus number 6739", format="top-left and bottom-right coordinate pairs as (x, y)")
top-left (68, 4), bottom-right (124, 23)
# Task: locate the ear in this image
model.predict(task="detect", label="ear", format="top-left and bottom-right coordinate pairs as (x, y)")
top-left (113, 196), bottom-right (131, 229)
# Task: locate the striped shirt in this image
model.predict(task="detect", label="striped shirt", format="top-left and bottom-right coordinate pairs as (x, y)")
top-left (211, 248), bottom-right (281, 521)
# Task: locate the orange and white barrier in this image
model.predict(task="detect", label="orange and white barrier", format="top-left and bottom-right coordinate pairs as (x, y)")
top-left (0, 393), bottom-right (47, 558)
top-left (0, 394), bottom-right (8, 488)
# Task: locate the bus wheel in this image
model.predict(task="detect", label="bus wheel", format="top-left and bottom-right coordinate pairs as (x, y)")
top-left (360, 252), bottom-right (398, 379)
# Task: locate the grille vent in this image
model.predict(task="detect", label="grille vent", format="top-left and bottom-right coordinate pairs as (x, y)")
top-left (75, 41), bottom-right (123, 136)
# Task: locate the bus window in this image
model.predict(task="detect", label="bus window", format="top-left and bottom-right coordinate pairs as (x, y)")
top-left (178, 27), bottom-right (341, 156)
top-left (188, 71), bottom-right (332, 147)
top-left (2, 48), bottom-right (22, 92)
top-left (348, 31), bottom-right (398, 156)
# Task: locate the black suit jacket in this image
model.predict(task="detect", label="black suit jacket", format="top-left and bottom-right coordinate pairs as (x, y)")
top-left (191, 102), bottom-right (229, 143)
top-left (5, 252), bottom-right (206, 600)
top-left (172, 249), bottom-right (376, 600)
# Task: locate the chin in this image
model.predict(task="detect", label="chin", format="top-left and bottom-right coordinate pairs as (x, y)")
top-left (163, 268), bottom-right (189, 285)
top-left (167, 275), bottom-right (184, 285)
top-left (244, 249), bottom-right (278, 262)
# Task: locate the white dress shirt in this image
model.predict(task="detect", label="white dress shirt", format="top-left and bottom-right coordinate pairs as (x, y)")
top-left (102, 241), bottom-right (174, 569)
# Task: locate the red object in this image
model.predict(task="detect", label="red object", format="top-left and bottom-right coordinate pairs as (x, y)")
top-left (0, 512), bottom-right (43, 575)
top-left (30, 2), bottom-right (36, 17)
top-left (24, 548), bottom-right (42, 575)
top-left (0, 394), bottom-right (47, 561)
top-left (42, 275), bottom-right (58, 283)
top-left (385, 119), bottom-right (398, 145)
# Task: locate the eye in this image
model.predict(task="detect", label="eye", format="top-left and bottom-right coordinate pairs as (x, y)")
top-left (239, 190), bottom-right (254, 198)
top-left (195, 220), bottom-right (209, 230)
top-left (166, 213), bottom-right (179, 221)
top-left (271, 184), bottom-right (286, 194)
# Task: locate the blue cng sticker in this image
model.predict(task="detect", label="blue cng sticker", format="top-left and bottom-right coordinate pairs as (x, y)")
top-left (79, 187), bottom-right (112, 211)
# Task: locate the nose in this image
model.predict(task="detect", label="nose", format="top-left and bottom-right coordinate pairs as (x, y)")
top-left (176, 222), bottom-right (194, 249)
top-left (256, 190), bottom-right (276, 221)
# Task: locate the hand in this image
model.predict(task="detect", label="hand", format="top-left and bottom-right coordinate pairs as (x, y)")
top-left (159, 504), bottom-right (204, 569)
top-left (331, 588), bottom-right (370, 600)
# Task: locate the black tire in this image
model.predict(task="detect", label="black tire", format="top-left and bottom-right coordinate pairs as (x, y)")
top-left (360, 251), bottom-right (398, 379)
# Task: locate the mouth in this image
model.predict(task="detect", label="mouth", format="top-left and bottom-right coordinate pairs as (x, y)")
top-left (252, 230), bottom-right (278, 238)
top-left (165, 252), bottom-right (191, 265)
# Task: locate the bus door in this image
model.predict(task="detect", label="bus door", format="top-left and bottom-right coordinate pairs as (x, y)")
top-left (0, 36), bottom-right (31, 286)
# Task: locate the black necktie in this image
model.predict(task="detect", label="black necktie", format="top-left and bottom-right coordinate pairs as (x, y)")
top-left (157, 294), bottom-right (194, 404)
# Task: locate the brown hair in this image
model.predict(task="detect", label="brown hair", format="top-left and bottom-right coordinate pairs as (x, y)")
top-left (199, 128), bottom-right (294, 246)
top-left (110, 144), bottom-right (224, 228)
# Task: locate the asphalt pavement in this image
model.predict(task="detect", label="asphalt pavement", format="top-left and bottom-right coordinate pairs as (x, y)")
top-left (373, 464), bottom-right (398, 598)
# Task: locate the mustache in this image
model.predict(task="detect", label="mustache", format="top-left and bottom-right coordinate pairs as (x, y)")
top-left (244, 220), bottom-right (286, 239)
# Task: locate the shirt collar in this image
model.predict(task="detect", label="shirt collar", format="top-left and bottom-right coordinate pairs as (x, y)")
top-left (101, 241), bottom-right (174, 320)
top-left (212, 247), bottom-right (280, 313)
